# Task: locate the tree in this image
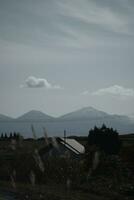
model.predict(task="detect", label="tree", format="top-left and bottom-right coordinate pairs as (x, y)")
top-left (9, 132), bottom-right (13, 139)
top-left (1, 133), bottom-right (4, 139)
top-left (16, 133), bottom-right (20, 140)
top-left (13, 132), bottom-right (17, 139)
top-left (5, 133), bottom-right (8, 139)
top-left (88, 124), bottom-right (121, 155)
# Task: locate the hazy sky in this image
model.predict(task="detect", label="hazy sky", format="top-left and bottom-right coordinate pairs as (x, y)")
top-left (0, 0), bottom-right (134, 117)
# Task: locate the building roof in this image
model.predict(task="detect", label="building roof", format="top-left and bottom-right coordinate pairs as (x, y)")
top-left (58, 138), bottom-right (85, 155)
top-left (39, 137), bottom-right (85, 157)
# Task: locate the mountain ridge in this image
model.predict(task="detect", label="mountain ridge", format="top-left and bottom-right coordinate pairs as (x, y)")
top-left (0, 114), bottom-right (14, 121)
top-left (16, 110), bottom-right (54, 121)
top-left (0, 107), bottom-right (134, 137)
top-left (59, 106), bottom-right (109, 121)
top-left (0, 107), bottom-right (132, 121)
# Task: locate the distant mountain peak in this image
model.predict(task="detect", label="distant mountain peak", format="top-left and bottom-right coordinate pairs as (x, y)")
top-left (78, 106), bottom-right (99, 112)
top-left (60, 106), bottom-right (108, 120)
top-left (25, 110), bottom-right (45, 115)
top-left (0, 107), bottom-right (134, 136)
top-left (17, 110), bottom-right (54, 121)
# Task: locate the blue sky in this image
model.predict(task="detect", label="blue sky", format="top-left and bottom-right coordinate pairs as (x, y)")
top-left (0, 0), bottom-right (134, 117)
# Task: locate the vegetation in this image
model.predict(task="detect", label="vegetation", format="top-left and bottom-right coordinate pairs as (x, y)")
top-left (0, 126), bottom-right (134, 200)
top-left (0, 132), bottom-right (21, 141)
top-left (88, 124), bottom-right (121, 155)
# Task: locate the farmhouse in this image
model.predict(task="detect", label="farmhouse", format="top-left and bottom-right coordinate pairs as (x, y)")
top-left (39, 137), bottom-right (85, 159)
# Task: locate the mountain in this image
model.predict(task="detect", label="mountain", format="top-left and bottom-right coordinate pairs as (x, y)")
top-left (59, 107), bottom-right (108, 121)
top-left (128, 113), bottom-right (134, 121)
top-left (0, 114), bottom-right (13, 121)
top-left (0, 107), bottom-right (134, 137)
top-left (59, 107), bottom-right (132, 126)
top-left (17, 110), bottom-right (54, 122)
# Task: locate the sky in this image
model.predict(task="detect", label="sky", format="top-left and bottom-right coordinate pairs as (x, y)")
top-left (0, 0), bottom-right (134, 118)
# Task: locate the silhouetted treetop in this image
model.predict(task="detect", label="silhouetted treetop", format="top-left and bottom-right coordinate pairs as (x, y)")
top-left (88, 124), bottom-right (121, 155)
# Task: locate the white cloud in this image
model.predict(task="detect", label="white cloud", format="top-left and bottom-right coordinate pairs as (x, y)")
top-left (92, 85), bottom-right (134, 97)
top-left (81, 90), bottom-right (89, 95)
top-left (58, 0), bottom-right (131, 36)
top-left (21, 76), bottom-right (63, 90)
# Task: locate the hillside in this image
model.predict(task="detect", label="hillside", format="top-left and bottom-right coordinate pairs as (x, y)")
top-left (16, 110), bottom-right (54, 122)
top-left (59, 107), bottom-right (108, 121)
top-left (0, 114), bottom-right (13, 121)
top-left (0, 107), bottom-right (134, 137)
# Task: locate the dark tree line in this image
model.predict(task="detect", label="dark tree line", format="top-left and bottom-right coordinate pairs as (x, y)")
top-left (0, 132), bottom-right (21, 140)
top-left (88, 124), bottom-right (121, 155)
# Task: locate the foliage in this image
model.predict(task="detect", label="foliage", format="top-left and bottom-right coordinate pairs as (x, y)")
top-left (0, 132), bottom-right (22, 141)
top-left (88, 124), bottom-right (121, 155)
top-left (0, 135), bottom-right (134, 200)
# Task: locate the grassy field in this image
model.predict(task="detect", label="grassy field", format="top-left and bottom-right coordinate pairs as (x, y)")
top-left (0, 134), bottom-right (134, 200)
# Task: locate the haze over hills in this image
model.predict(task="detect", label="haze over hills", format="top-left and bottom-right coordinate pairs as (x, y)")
top-left (0, 107), bottom-right (134, 137)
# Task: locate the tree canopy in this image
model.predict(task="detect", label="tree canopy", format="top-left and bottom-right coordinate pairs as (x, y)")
top-left (88, 124), bottom-right (121, 155)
